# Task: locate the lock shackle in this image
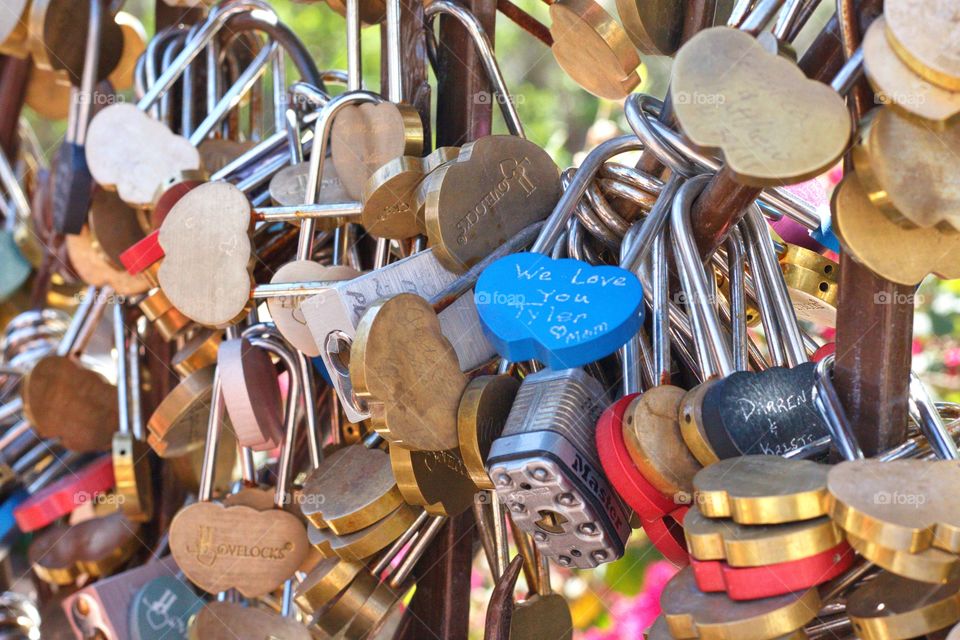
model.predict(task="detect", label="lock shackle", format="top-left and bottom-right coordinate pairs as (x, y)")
top-left (189, 40), bottom-right (278, 146)
top-left (112, 303), bottom-right (130, 437)
top-left (424, 0), bottom-right (524, 138)
top-left (586, 181), bottom-right (635, 239)
top-left (160, 30), bottom-right (191, 131)
top-left (617, 217), bottom-right (664, 392)
top-left (650, 226), bottom-right (672, 387)
top-left (345, 0), bottom-right (362, 90)
top-left (289, 81), bottom-right (331, 112)
top-left (671, 176), bottom-right (736, 378)
top-left (908, 372), bottom-right (960, 461)
top-left (197, 325), bottom-right (240, 502)
top-left (385, 0), bottom-right (402, 101)
top-left (625, 94), bottom-right (822, 232)
top-left (241, 325), bottom-right (307, 506)
top-left (302, 91), bottom-right (383, 261)
top-left (219, 10), bottom-right (323, 93)
top-left (724, 228), bottom-right (749, 371)
top-left (739, 0), bottom-right (785, 35)
top-left (812, 356), bottom-right (864, 461)
top-left (283, 108), bottom-right (303, 165)
top-left (127, 323), bottom-right (144, 441)
top-left (620, 173), bottom-right (679, 271)
top-left (142, 23), bottom-right (191, 120)
top-left (743, 207), bottom-right (807, 366)
top-left (560, 169), bottom-right (620, 251)
top-left (65, 287), bottom-right (113, 359)
top-left (625, 95), bottom-right (697, 178)
top-left (771, 0), bottom-right (816, 42)
top-left (66, 0), bottom-right (104, 147)
top-left (532, 135), bottom-right (642, 254)
top-left (136, 0), bottom-right (279, 111)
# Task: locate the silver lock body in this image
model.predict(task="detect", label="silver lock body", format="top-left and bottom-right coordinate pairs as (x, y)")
top-left (487, 367), bottom-right (630, 569)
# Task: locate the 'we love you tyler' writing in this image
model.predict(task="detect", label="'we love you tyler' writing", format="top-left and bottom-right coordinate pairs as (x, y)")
top-left (507, 263), bottom-right (628, 343)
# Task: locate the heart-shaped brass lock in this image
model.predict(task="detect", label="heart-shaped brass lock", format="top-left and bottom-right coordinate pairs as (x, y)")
top-left (169, 502), bottom-right (309, 598)
top-left (671, 27), bottom-right (851, 186)
top-left (832, 173), bottom-right (960, 285)
top-left (23, 355), bottom-right (118, 452)
top-left (351, 293), bottom-right (467, 451)
top-left (158, 181), bottom-right (253, 327)
top-left (330, 102), bottom-right (424, 200)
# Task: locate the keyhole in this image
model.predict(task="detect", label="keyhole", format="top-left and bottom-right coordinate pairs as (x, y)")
top-left (535, 510), bottom-right (569, 534)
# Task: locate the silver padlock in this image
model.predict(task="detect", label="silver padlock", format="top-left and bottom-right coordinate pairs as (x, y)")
top-left (486, 367), bottom-right (630, 569)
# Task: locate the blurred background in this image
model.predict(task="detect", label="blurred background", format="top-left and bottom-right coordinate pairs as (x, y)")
top-left (20, 1), bottom-right (960, 636)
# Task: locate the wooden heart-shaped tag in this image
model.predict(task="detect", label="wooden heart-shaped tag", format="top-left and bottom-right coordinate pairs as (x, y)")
top-left (169, 502), bottom-right (308, 597)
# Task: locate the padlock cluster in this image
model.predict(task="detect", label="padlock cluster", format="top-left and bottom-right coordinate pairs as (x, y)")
top-left (0, 0), bottom-right (958, 638)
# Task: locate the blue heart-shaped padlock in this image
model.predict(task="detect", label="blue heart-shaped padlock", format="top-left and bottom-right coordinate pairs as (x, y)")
top-left (475, 253), bottom-right (643, 368)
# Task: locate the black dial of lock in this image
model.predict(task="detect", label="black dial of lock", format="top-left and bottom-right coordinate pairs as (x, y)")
top-left (700, 362), bottom-right (829, 459)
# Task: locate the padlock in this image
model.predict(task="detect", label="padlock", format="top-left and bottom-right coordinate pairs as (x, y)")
top-left (21, 289), bottom-right (119, 453)
top-left (61, 555), bottom-right (181, 640)
top-left (672, 180), bottom-right (829, 462)
top-left (29, 511), bottom-right (141, 586)
top-left (487, 367), bottom-right (630, 568)
top-left (50, 0), bottom-right (106, 235)
top-left (111, 302), bottom-right (154, 522)
top-left (169, 327), bottom-right (310, 598)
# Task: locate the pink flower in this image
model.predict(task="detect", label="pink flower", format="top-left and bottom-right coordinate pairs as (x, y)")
top-left (642, 561), bottom-right (677, 597)
top-left (826, 165), bottom-right (844, 187)
top-left (945, 347), bottom-right (960, 368)
top-left (471, 569), bottom-right (485, 590)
